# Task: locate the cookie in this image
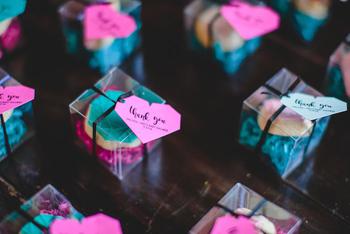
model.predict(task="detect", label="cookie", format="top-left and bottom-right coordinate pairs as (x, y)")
top-left (194, 6), bottom-right (220, 48)
top-left (257, 98), bottom-right (313, 137)
top-left (293, 0), bottom-right (330, 19)
top-left (1, 18), bottom-right (22, 52)
top-left (194, 6), bottom-right (244, 51)
top-left (213, 16), bottom-right (244, 52)
top-left (84, 90), bottom-right (141, 151)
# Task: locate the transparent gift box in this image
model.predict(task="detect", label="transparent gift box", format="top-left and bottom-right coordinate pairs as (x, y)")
top-left (190, 183), bottom-right (302, 234)
top-left (0, 184), bottom-right (83, 233)
top-left (270, 0), bottom-right (330, 42)
top-left (59, 0), bottom-right (142, 74)
top-left (184, 0), bottom-right (261, 75)
top-left (0, 69), bottom-right (35, 162)
top-left (325, 34), bottom-right (350, 103)
top-left (239, 68), bottom-right (329, 178)
top-left (69, 67), bottom-right (165, 180)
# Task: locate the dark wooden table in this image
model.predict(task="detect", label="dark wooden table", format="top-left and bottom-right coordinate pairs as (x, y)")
top-left (0, 0), bottom-right (350, 233)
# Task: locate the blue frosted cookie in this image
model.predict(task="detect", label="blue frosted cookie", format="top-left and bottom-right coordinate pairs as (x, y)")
top-left (19, 211), bottom-right (83, 234)
top-left (84, 90), bottom-right (140, 149)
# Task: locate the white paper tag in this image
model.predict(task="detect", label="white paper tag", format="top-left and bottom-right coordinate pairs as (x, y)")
top-left (280, 93), bottom-right (347, 120)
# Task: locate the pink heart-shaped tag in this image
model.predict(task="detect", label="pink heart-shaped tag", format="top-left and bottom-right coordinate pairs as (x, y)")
top-left (220, 1), bottom-right (280, 40)
top-left (115, 95), bottom-right (181, 143)
top-left (84, 4), bottom-right (137, 40)
top-left (0, 85), bottom-right (35, 114)
top-left (50, 213), bottom-right (123, 234)
top-left (210, 215), bottom-right (257, 234)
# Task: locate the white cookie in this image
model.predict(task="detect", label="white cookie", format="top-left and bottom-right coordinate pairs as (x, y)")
top-left (257, 99), bottom-right (313, 137)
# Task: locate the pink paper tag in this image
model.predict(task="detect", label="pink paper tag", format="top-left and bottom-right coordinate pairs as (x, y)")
top-left (84, 4), bottom-right (137, 40)
top-left (0, 85), bottom-right (35, 114)
top-left (210, 215), bottom-right (257, 234)
top-left (115, 95), bottom-right (181, 143)
top-left (50, 213), bottom-right (123, 234)
top-left (220, 1), bottom-right (280, 40)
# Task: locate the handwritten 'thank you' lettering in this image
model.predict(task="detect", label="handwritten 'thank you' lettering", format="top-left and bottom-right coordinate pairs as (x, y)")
top-left (84, 4), bottom-right (136, 40)
top-left (115, 95), bottom-right (181, 143)
top-left (129, 106), bottom-right (166, 126)
top-left (220, 1), bottom-right (279, 40)
top-left (0, 85), bottom-right (35, 114)
top-left (210, 215), bottom-right (256, 234)
top-left (281, 93), bottom-right (347, 120)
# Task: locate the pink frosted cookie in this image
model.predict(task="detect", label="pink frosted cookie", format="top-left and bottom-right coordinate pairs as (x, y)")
top-left (1, 18), bottom-right (21, 52)
top-left (75, 118), bottom-right (152, 165)
top-left (0, 18), bottom-right (22, 59)
top-left (74, 89), bottom-right (160, 167)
